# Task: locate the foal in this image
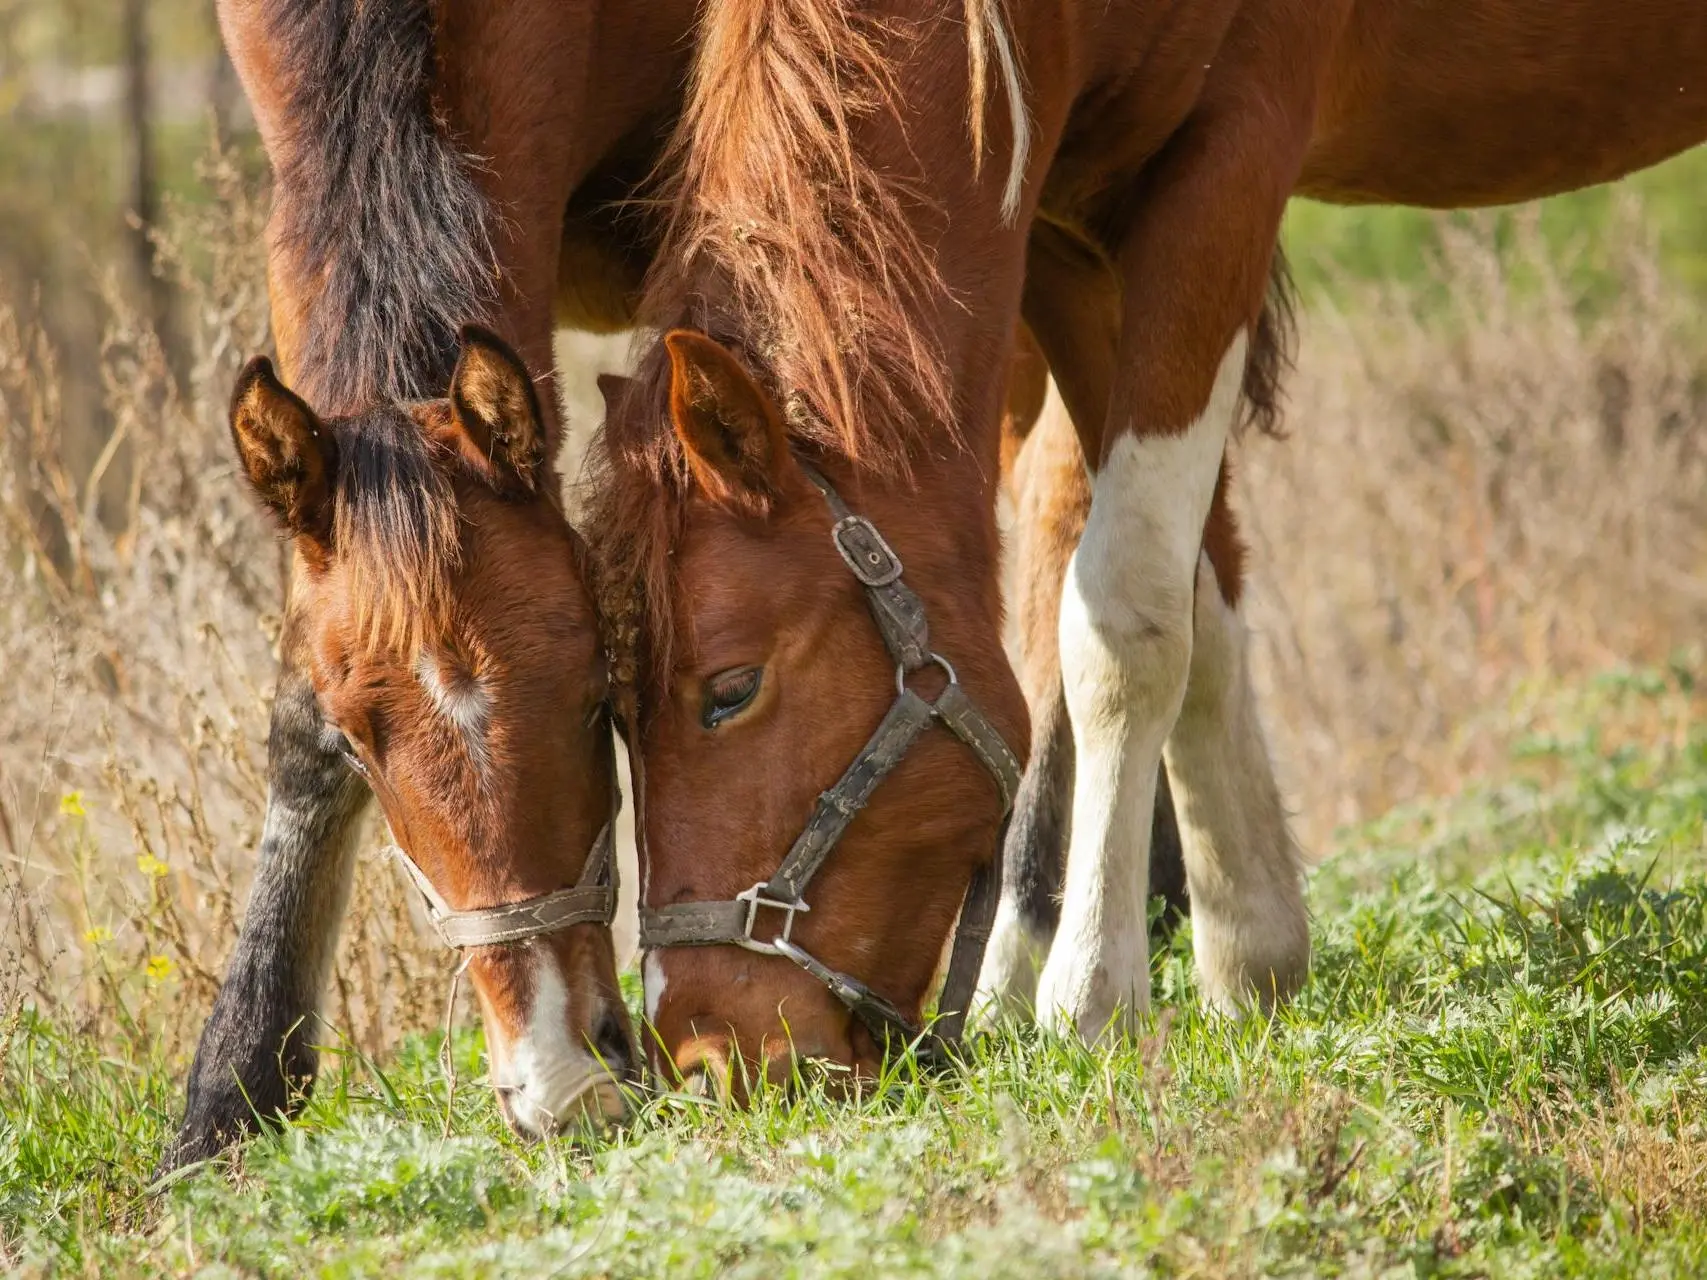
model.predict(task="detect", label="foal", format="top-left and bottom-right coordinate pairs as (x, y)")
top-left (175, 329), bottom-right (631, 1163)
top-left (169, 0), bottom-right (696, 1166)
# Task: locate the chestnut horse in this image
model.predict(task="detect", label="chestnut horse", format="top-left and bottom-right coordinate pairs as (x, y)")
top-left (588, 0), bottom-right (1707, 1086)
top-left (168, 0), bottom-right (1190, 1164)
top-left (163, 0), bottom-right (698, 1169)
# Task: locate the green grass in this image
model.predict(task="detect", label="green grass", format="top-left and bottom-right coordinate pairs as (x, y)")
top-left (6, 668), bottom-right (1707, 1277)
top-left (1283, 145), bottom-right (1707, 303)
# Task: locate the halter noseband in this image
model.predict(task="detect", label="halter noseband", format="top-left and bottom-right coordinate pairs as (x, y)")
top-left (376, 741), bottom-right (622, 948)
top-left (638, 459), bottom-right (1023, 1059)
top-left (387, 812), bottom-right (618, 948)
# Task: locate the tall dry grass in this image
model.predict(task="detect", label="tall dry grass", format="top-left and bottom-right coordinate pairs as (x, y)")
top-left (1241, 199), bottom-right (1707, 845)
top-left (0, 152), bottom-right (455, 1069)
top-left (0, 161), bottom-right (1701, 1067)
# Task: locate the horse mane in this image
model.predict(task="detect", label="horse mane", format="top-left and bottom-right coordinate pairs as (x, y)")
top-left (331, 408), bottom-right (462, 655)
top-left (586, 0), bottom-right (1029, 701)
top-left (269, 0), bottom-right (496, 413)
top-left (636, 0), bottom-right (952, 466)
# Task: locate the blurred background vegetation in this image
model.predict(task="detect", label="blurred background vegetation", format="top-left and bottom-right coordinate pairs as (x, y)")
top-left (0, 0), bottom-right (1704, 1077)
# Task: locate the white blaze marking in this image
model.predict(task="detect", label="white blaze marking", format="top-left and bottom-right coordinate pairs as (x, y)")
top-left (1036, 332), bottom-right (1247, 1042)
top-left (642, 951), bottom-right (666, 1025)
top-left (489, 948), bottom-right (612, 1138)
top-left (415, 647), bottom-right (492, 775)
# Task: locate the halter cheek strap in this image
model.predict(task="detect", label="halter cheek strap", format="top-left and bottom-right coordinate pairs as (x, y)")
top-left (379, 752), bottom-right (623, 948)
top-left (638, 459), bottom-right (1022, 1058)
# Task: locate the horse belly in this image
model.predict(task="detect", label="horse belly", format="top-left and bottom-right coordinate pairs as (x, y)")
top-left (1299, 0), bottom-right (1707, 207)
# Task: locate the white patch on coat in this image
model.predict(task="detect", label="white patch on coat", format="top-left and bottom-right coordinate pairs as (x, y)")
top-left (488, 947), bottom-right (622, 1137)
top-left (974, 894), bottom-right (1049, 1018)
top-left (1035, 332), bottom-right (1247, 1042)
top-left (642, 951), bottom-right (667, 1026)
top-left (415, 647), bottom-right (491, 775)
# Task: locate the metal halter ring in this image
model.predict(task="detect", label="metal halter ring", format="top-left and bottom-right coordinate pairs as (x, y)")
top-left (733, 882), bottom-right (812, 955)
top-left (896, 651), bottom-right (958, 696)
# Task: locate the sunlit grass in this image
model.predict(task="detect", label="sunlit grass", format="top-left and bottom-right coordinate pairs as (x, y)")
top-left (5, 668), bottom-right (1706, 1276)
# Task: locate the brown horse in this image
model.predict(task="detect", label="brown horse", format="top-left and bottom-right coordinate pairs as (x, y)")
top-left (226, 325), bottom-right (632, 1129)
top-left (164, 0), bottom-right (698, 1169)
top-left (587, 0), bottom-right (1707, 1086)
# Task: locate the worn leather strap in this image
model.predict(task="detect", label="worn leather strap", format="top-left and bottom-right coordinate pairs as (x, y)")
top-left (767, 689), bottom-right (936, 901)
top-left (390, 819), bottom-right (616, 948)
top-left (930, 838), bottom-right (1004, 1046)
top-left (637, 456), bottom-right (1023, 1060)
top-left (387, 774), bottom-right (622, 949)
top-left (806, 463), bottom-right (934, 671)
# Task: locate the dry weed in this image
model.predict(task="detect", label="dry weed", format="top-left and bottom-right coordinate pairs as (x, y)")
top-left (0, 148), bottom-right (448, 1069)
top-left (1241, 198), bottom-right (1707, 845)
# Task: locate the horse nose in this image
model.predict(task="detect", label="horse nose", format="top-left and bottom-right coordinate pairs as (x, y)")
top-left (494, 1066), bottom-right (630, 1138)
top-left (592, 1006), bottom-right (639, 1083)
top-left (671, 1038), bottom-right (740, 1102)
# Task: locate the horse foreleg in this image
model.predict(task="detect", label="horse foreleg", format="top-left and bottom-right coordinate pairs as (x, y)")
top-left (161, 610), bottom-right (369, 1172)
top-left (980, 372), bottom-right (1189, 1018)
top-left (1036, 112), bottom-right (1309, 1042)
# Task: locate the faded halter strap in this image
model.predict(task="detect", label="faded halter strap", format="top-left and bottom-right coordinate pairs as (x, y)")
top-left (372, 740), bottom-right (622, 948)
top-left (638, 457), bottom-right (1022, 1059)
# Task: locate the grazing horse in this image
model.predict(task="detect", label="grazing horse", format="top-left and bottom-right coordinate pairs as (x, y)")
top-left (588, 0), bottom-right (1707, 1087)
top-left (164, 0), bottom-right (697, 1169)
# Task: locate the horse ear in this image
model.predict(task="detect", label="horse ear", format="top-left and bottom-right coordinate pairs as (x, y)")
top-left (596, 372), bottom-right (634, 424)
top-left (448, 324), bottom-right (548, 492)
top-left (663, 330), bottom-right (792, 508)
top-left (229, 356), bottom-right (335, 545)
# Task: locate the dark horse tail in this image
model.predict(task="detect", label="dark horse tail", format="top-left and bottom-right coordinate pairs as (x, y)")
top-left (270, 0), bottom-right (496, 411)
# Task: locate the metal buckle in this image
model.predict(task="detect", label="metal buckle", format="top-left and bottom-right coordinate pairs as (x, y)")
top-left (831, 514), bottom-right (904, 587)
top-left (895, 651), bottom-right (958, 696)
top-left (733, 882), bottom-right (812, 955)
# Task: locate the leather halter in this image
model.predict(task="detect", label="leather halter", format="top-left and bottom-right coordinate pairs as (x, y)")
top-left (367, 740), bottom-right (622, 949)
top-left (638, 459), bottom-right (1023, 1058)
top-left (387, 812), bottom-right (617, 948)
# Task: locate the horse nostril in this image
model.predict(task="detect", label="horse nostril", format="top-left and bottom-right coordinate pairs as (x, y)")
top-left (592, 1008), bottom-right (633, 1074)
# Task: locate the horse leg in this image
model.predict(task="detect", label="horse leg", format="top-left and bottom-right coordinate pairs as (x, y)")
top-left (164, 623), bottom-right (369, 1170)
top-left (978, 229), bottom-right (1190, 1018)
top-left (981, 373), bottom-right (1189, 1015)
top-left (1166, 457), bottom-right (1306, 1016)
top-left (1034, 113), bottom-right (1310, 1042)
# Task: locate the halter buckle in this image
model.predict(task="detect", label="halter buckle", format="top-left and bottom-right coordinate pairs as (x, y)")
top-left (831, 514), bottom-right (904, 587)
top-left (733, 882), bottom-right (812, 954)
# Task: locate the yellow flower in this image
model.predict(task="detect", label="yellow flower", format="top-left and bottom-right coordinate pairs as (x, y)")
top-left (144, 955), bottom-right (174, 981)
top-left (136, 853), bottom-right (168, 879)
top-left (59, 791), bottom-right (86, 818)
top-left (83, 926), bottom-right (112, 945)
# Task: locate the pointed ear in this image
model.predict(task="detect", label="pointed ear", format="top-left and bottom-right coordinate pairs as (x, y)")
top-left (596, 371), bottom-right (635, 425)
top-left (664, 330), bottom-right (792, 508)
top-left (448, 324), bottom-right (548, 492)
top-left (229, 356), bottom-right (335, 544)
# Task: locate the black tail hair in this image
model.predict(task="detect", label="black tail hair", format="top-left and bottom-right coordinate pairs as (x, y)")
top-left (269, 0), bottom-right (496, 412)
top-left (1240, 247), bottom-right (1298, 438)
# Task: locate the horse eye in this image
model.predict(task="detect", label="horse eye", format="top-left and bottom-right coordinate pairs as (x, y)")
top-left (333, 731), bottom-right (370, 778)
top-left (701, 667), bottom-right (762, 729)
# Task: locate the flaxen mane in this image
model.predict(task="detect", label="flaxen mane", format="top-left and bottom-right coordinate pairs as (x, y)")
top-left (270, 0), bottom-right (496, 412)
top-left (586, 0), bottom-right (1026, 699)
top-left (331, 408), bottom-right (462, 654)
top-left (641, 0), bottom-right (950, 463)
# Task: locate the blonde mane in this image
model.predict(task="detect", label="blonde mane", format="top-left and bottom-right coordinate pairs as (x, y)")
top-left (587, 0), bottom-right (1028, 696)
